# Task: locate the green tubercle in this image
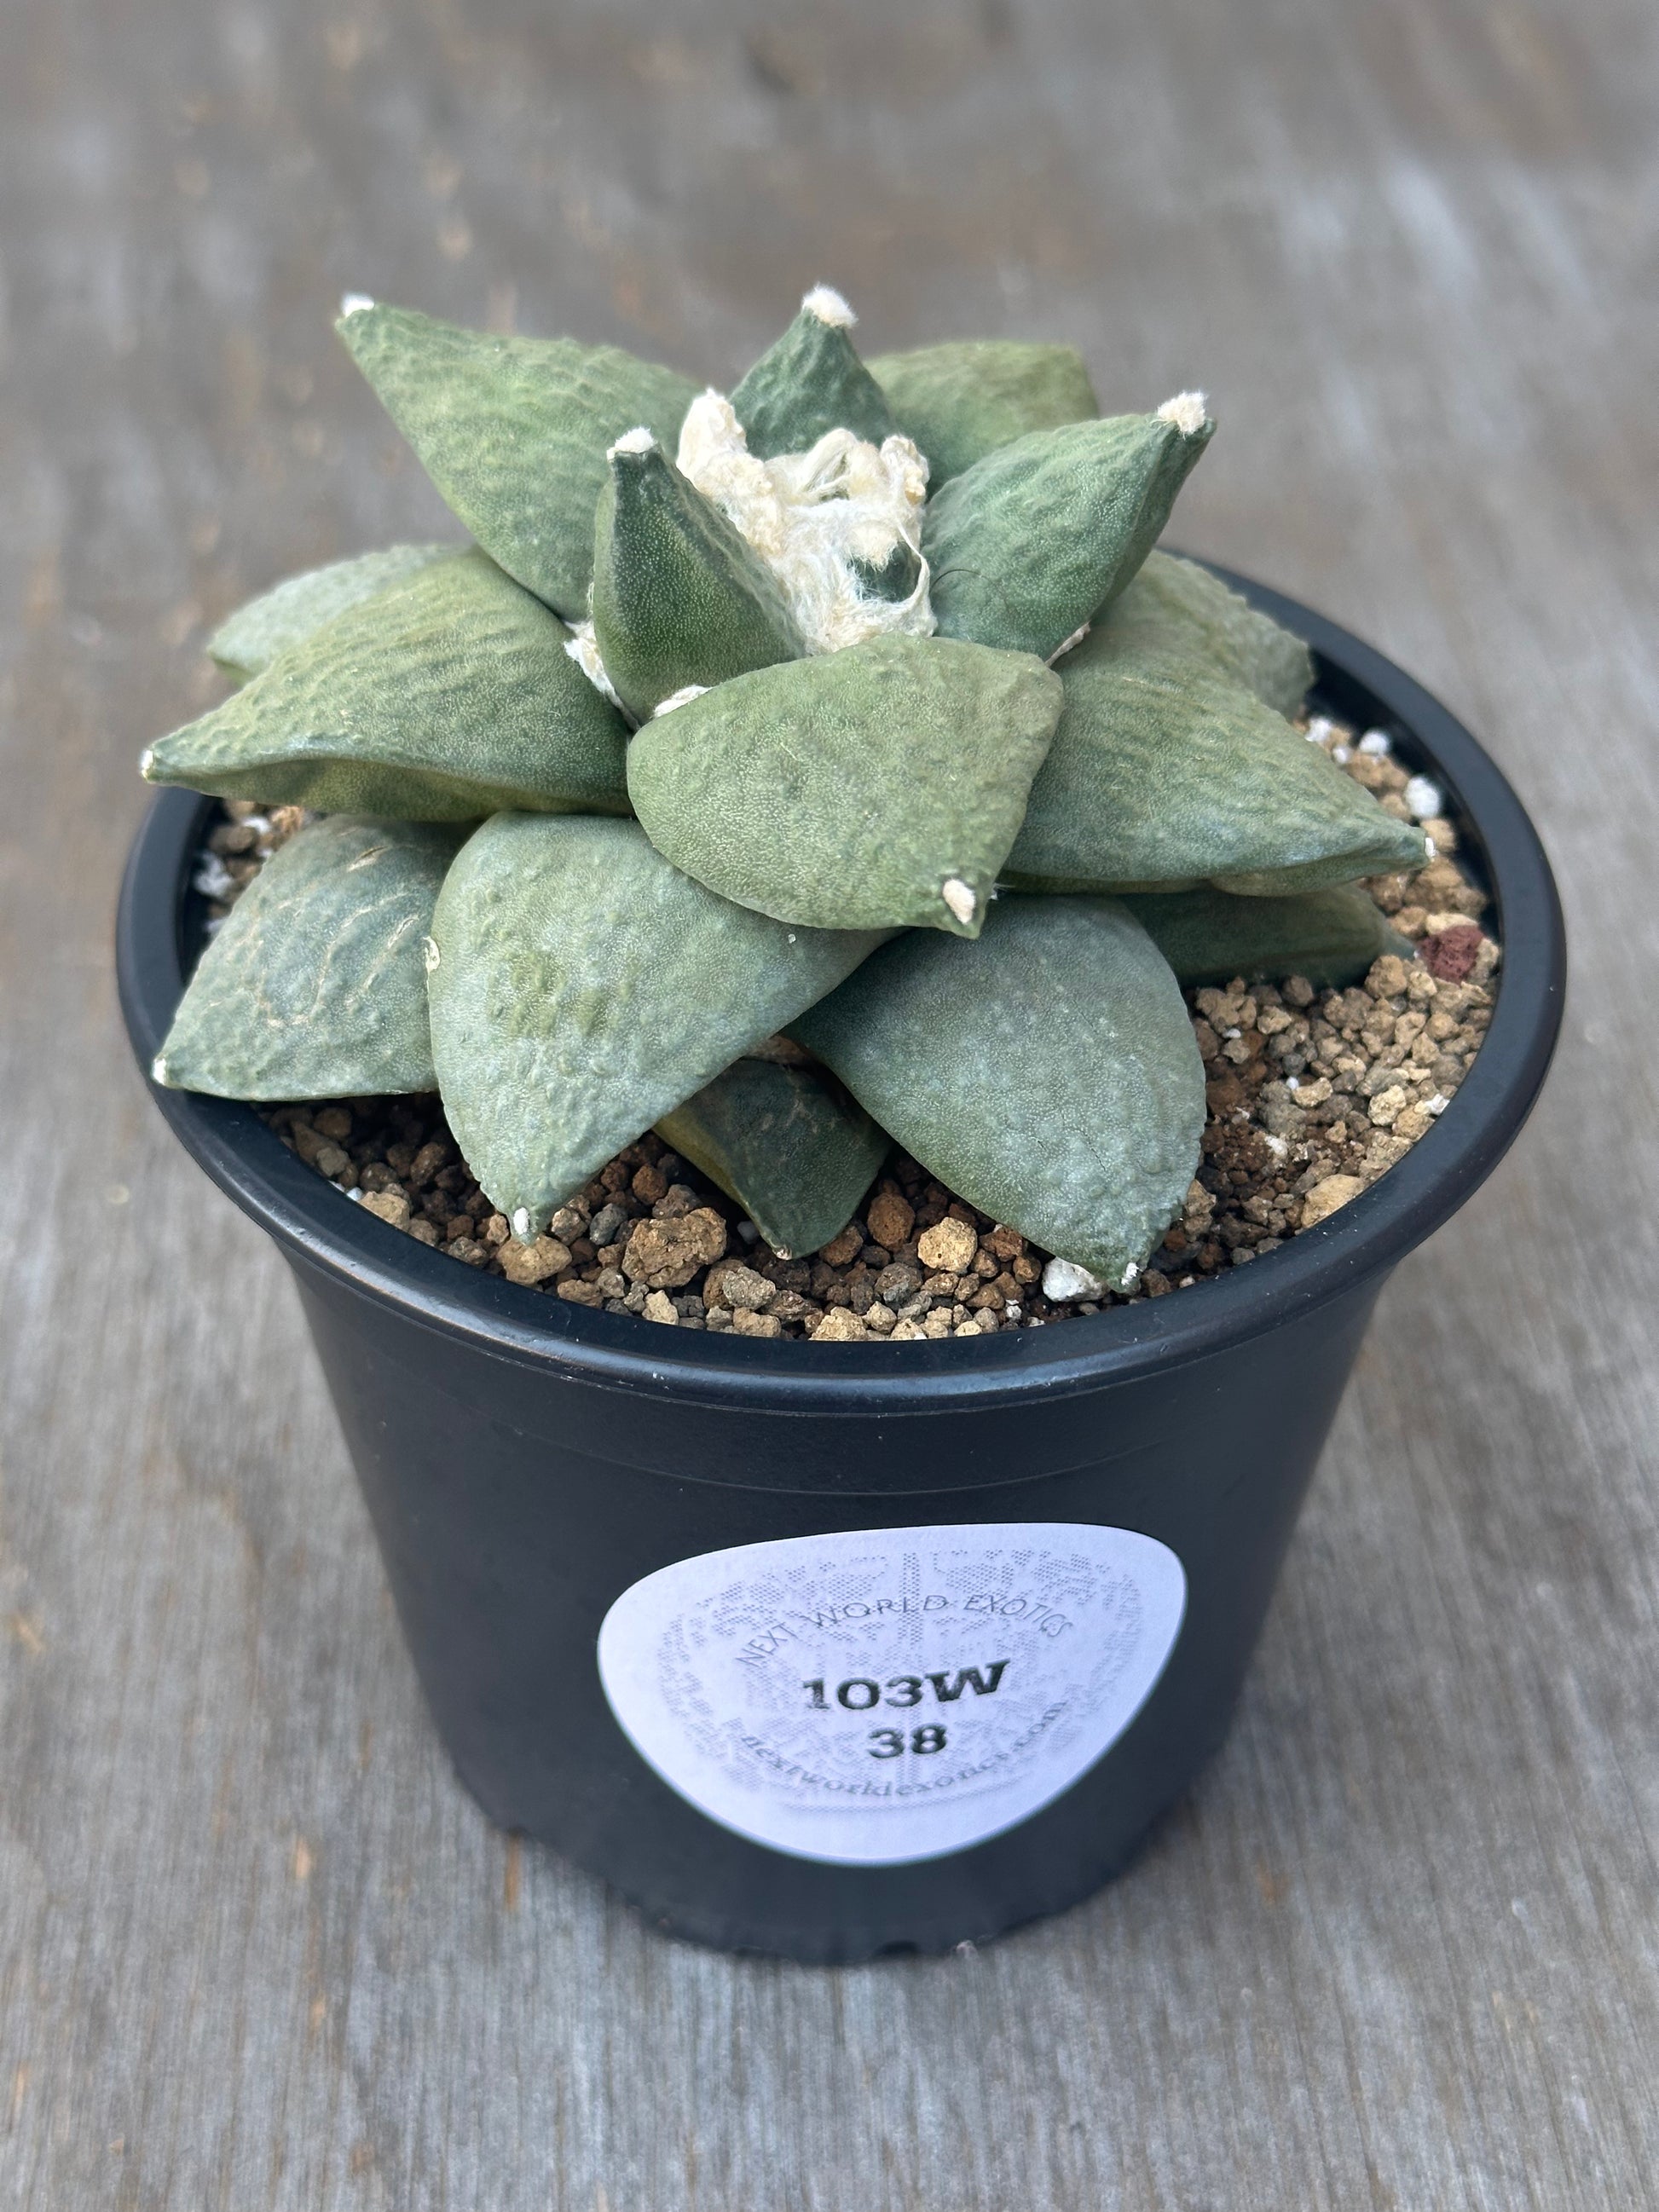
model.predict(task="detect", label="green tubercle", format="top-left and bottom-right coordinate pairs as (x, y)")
top-left (206, 544), bottom-right (460, 683)
top-left (792, 898), bottom-right (1205, 1284)
top-left (868, 340), bottom-right (1099, 487)
top-left (730, 287), bottom-right (896, 459)
top-left (656, 1057), bottom-right (890, 1259)
top-left (425, 815), bottom-right (887, 1235)
top-left (337, 299), bottom-right (698, 620)
top-left (1003, 597), bottom-right (1428, 896)
top-left (143, 551), bottom-right (630, 819)
top-left (590, 430), bottom-right (805, 720)
top-left (1124, 883), bottom-right (1414, 989)
top-left (626, 635), bottom-right (1063, 935)
top-left (153, 817), bottom-right (464, 1099)
top-left (1106, 552), bottom-right (1314, 719)
top-left (923, 399), bottom-right (1214, 659)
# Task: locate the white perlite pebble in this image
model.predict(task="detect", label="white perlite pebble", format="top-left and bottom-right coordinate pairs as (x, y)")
top-left (1404, 774), bottom-right (1444, 820)
top-left (941, 878), bottom-right (977, 925)
top-left (339, 292), bottom-right (374, 317)
top-left (1042, 1257), bottom-right (1105, 1302)
top-left (1305, 716), bottom-right (1337, 745)
top-left (801, 284), bottom-right (855, 328)
top-left (193, 854), bottom-right (236, 901)
top-left (1156, 391), bottom-right (1208, 436)
top-left (1358, 729), bottom-right (1392, 756)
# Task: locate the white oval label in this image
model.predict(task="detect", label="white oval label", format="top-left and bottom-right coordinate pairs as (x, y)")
top-left (596, 1521), bottom-right (1186, 1866)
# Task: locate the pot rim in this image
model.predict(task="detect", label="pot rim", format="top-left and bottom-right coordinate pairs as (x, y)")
top-left (116, 565), bottom-right (1565, 1418)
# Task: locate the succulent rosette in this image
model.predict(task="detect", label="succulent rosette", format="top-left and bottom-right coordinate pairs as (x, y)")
top-left (144, 285), bottom-right (1427, 1288)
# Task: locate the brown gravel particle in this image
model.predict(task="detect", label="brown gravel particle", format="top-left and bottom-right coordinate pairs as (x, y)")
top-left (818, 1224), bottom-right (864, 1266)
top-left (1420, 922), bottom-right (1485, 981)
top-left (865, 1188), bottom-right (916, 1250)
top-left (360, 1189), bottom-right (411, 1230)
top-left (716, 1263), bottom-right (776, 1313)
top-left (916, 1217), bottom-right (979, 1273)
top-left (812, 1307), bottom-right (871, 1343)
top-left (652, 1182), bottom-right (702, 1220)
top-left (407, 1141), bottom-right (448, 1189)
top-left (732, 1307), bottom-right (783, 1338)
top-left (1301, 1175), bottom-right (1365, 1226)
top-left (498, 1235), bottom-right (573, 1288)
top-left (622, 1209), bottom-right (727, 1289)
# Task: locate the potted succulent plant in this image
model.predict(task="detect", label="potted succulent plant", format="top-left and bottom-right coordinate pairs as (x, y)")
top-left (118, 286), bottom-right (1563, 1961)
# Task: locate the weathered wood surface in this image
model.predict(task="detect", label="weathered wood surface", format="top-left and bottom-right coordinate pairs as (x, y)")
top-left (1, 0), bottom-right (1655, 2203)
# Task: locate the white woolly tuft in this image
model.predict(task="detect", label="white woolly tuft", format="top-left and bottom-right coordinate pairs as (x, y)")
top-left (653, 684), bottom-right (709, 716)
top-left (339, 292), bottom-right (375, 317)
top-left (564, 621), bottom-right (630, 720)
top-left (139, 747), bottom-right (155, 777)
top-left (941, 878), bottom-right (977, 925)
top-left (421, 936), bottom-right (441, 973)
top-left (609, 425), bottom-right (656, 458)
top-left (151, 1054), bottom-right (169, 1084)
top-left (675, 390), bottom-right (934, 654)
top-left (512, 1208), bottom-right (532, 1239)
top-left (801, 285), bottom-right (855, 328)
top-left (1156, 390), bottom-right (1209, 436)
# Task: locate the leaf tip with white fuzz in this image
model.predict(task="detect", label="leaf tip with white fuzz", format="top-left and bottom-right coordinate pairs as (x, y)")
top-left (801, 285), bottom-right (856, 329)
top-left (1156, 390), bottom-right (1209, 436)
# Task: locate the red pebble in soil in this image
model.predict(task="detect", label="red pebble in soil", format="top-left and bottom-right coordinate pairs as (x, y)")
top-left (1419, 923), bottom-right (1484, 981)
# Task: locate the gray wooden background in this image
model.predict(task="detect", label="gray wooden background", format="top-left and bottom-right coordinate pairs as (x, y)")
top-left (3, 0), bottom-right (1655, 2204)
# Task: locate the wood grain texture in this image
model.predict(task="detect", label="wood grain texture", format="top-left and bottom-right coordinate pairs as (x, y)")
top-left (2, 0), bottom-right (1655, 2204)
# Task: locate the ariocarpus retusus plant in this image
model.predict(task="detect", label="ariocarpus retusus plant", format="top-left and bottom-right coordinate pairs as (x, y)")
top-left (143, 285), bottom-right (1426, 1288)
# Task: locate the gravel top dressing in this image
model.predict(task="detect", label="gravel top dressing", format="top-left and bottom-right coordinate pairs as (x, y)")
top-left (194, 708), bottom-right (1497, 1343)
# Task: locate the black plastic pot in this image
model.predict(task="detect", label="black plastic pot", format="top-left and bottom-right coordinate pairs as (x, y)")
top-left (117, 574), bottom-right (1564, 1964)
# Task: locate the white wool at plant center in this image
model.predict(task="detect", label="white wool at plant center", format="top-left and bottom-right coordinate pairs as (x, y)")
top-left (675, 390), bottom-right (935, 655)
